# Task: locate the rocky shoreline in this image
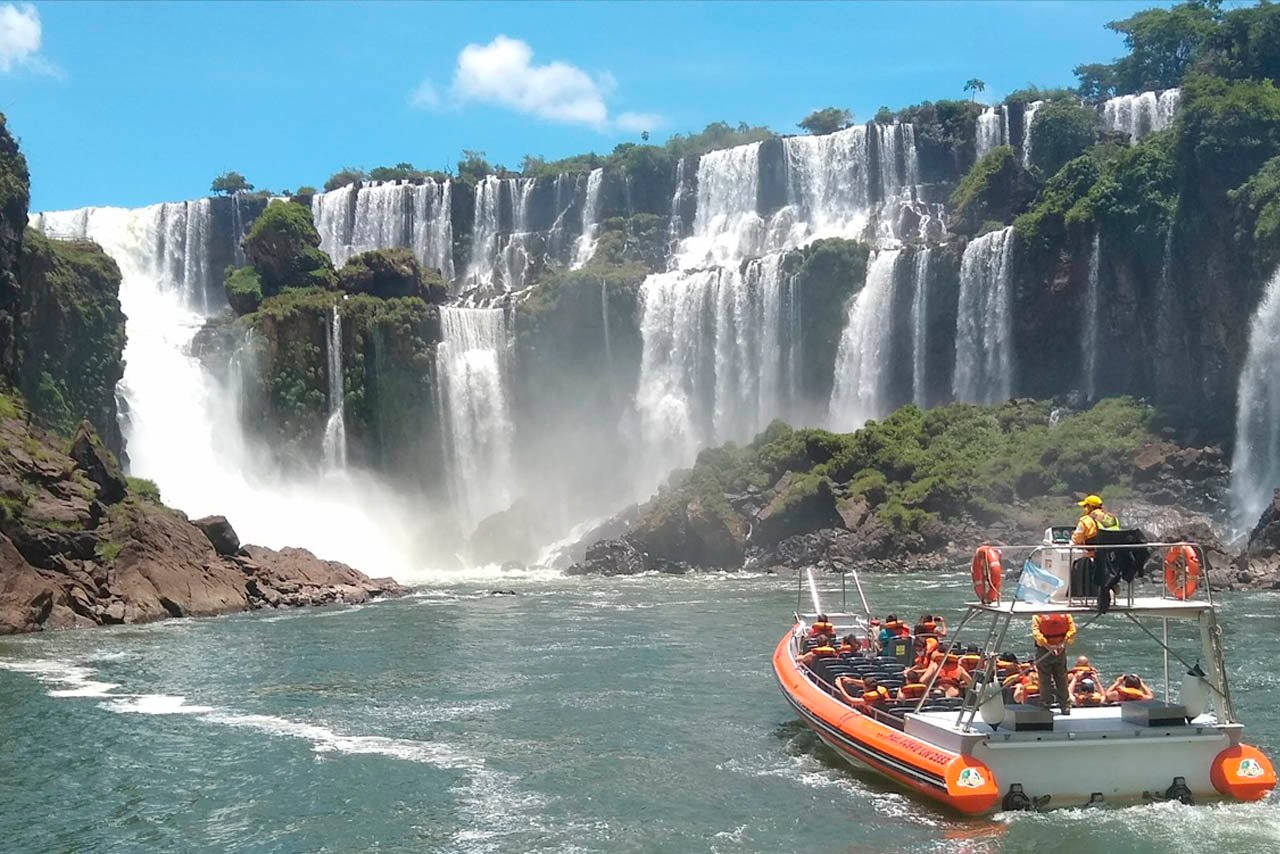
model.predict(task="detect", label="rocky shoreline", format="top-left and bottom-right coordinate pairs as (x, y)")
top-left (0, 411), bottom-right (401, 635)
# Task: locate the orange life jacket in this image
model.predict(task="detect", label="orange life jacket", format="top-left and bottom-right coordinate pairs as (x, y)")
top-left (836, 643), bottom-right (857, 656)
top-left (938, 662), bottom-right (963, 687)
top-left (862, 686), bottom-right (890, 705)
top-left (810, 646), bottom-right (837, 659)
top-left (1038, 613), bottom-right (1072, 645)
top-left (810, 621), bottom-right (836, 637)
top-left (959, 654), bottom-right (982, 673)
top-left (899, 683), bottom-right (927, 699)
top-left (1117, 685), bottom-right (1146, 701)
top-left (1069, 665), bottom-right (1096, 678)
top-left (1020, 674), bottom-right (1040, 697)
top-left (1073, 688), bottom-right (1105, 706)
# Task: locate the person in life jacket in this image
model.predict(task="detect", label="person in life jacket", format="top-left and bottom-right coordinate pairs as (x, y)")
top-left (878, 614), bottom-right (910, 646)
top-left (1013, 669), bottom-right (1040, 704)
top-left (1032, 611), bottom-right (1077, 714)
top-left (836, 633), bottom-right (860, 656)
top-left (904, 636), bottom-right (939, 682)
top-left (797, 634), bottom-right (838, 667)
top-left (1067, 655), bottom-right (1102, 695)
top-left (1071, 675), bottom-right (1106, 707)
top-left (1106, 672), bottom-right (1154, 703)
top-left (1072, 494), bottom-right (1121, 557)
top-left (809, 614), bottom-right (836, 638)
top-left (921, 651), bottom-right (974, 698)
top-left (897, 681), bottom-right (928, 700)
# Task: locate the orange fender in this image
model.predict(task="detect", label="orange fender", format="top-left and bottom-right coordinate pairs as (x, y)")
top-left (945, 755), bottom-right (1001, 814)
top-left (1210, 744), bottom-right (1277, 802)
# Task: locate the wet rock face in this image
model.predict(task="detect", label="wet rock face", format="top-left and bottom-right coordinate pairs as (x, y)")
top-left (69, 421), bottom-right (127, 504)
top-left (192, 515), bottom-right (241, 557)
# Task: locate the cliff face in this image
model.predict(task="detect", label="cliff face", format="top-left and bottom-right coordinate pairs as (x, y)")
top-left (0, 114), bottom-right (29, 382)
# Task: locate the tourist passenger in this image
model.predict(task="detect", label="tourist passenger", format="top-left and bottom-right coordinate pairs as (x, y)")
top-left (1013, 669), bottom-right (1040, 704)
top-left (878, 614), bottom-right (910, 646)
top-left (858, 675), bottom-right (891, 709)
top-left (1107, 673), bottom-right (1154, 703)
top-left (904, 636), bottom-right (939, 682)
top-left (809, 614), bottom-right (836, 638)
top-left (1067, 655), bottom-right (1102, 693)
top-left (837, 633), bottom-right (860, 656)
top-left (1071, 675), bottom-right (1106, 707)
top-left (921, 651), bottom-right (973, 698)
top-left (1032, 610), bottom-right (1077, 715)
top-left (797, 634), bottom-right (838, 667)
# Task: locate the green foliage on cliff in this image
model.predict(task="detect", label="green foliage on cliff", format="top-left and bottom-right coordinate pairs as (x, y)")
top-left (1176, 73), bottom-right (1280, 200)
top-left (324, 168), bottom-right (366, 192)
top-left (1231, 153), bottom-right (1280, 273)
top-left (210, 171), bottom-right (253, 195)
top-left (1068, 134), bottom-right (1178, 255)
top-left (1003, 86), bottom-right (1077, 106)
top-left (896, 99), bottom-right (983, 150)
top-left (950, 146), bottom-right (1038, 235)
top-left (798, 107), bottom-right (853, 135)
top-left (16, 230), bottom-right (126, 441)
top-left (338, 248), bottom-right (446, 302)
top-left (794, 238), bottom-right (870, 405)
top-left (1029, 100), bottom-right (1099, 177)
top-left (1014, 151), bottom-right (1107, 255)
top-left (225, 266), bottom-right (263, 315)
top-left (241, 201), bottom-right (336, 299)
top-left (588, 214), bottom-right (668, 271)
top-left (665, 121), bottom-right (774, 159)
top-left (0, 113), bottom-right (28, 235)
top-left (643, 398), bottom-right (1158, 542)
top-left (1199, 1), bottom-right (1280, 82)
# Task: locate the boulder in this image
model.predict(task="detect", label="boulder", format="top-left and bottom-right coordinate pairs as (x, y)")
top-left (69, 421), bottom-right (127, 504)
top-left (753, 474), bottom-right (842, 544)
top-left (0, 534), bottom-right (56, 633)
top-left (686, 494), bottom-right (747, 566)
top-left (192, 515), bottom-right (241, 556)
top-left (1246, 490), bottom-right (1280, 556)
top-left (565, 539), bottom-right (648, 576)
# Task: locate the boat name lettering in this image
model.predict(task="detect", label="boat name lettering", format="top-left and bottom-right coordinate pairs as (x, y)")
top-left (878, 731), bottom-right (950, 766)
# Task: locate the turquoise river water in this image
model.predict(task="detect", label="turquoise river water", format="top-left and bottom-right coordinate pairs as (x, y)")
top-left (2, 569), bottom-right (1278, 853)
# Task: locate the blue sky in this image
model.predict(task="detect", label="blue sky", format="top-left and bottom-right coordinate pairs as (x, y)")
top-left (0, 0), bottom-right (1199, 211)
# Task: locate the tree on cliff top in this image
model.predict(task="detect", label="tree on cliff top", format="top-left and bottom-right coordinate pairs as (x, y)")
top-left (1028, 100), bottom-right (1098, 177)
top-left (210, 171), bottom-right (254, 195)
top-left (964, 79), bottom-right (986, 100)
top-left (799, 107), bottom-right (854, 135)
top-left (324, 168), bottom-right (366, 192)
top-left (1074, 1), bottom-right (1220, 97)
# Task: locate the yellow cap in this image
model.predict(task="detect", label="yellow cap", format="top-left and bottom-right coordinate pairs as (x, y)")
top-left (1078, 494), bottom-right (1103, 508)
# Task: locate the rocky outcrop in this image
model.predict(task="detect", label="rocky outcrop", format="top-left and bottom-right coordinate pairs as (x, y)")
top-left (0, 112), bottom-right (28, 381)
top-left (1224, 490), bottom-right (1280, 590)
top-left (0, 403), bottom-right (402, 634)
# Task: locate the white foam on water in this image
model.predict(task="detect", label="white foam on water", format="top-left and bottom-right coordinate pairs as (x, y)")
top-left (0, 658), bottom-right (118, 698)
top-left (102, 694), bottom-right (217, 715)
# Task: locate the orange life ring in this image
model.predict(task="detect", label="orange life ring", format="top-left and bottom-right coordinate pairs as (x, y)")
top-left (1163, 544), bottom-right (1200, 600)
top-left (972, 546), bottom-right (1003, 604)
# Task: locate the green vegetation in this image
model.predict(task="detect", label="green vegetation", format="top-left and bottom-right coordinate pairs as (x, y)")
top-left (896, 99), bottom-right (982, 149)
top-left (792, 238), bottom-right (870, 404)
top-left (588, 214), bottom-right (669, 271)
top-left (1028, 99), bottom-right (1099, 177)
top-left (239, 201), bottom-right (336, 301)
top-left (1231, 154), bottom-right (1280, 270)
top-left (323, 168), bottom-right (367, 192)
top-left (125, 476), bottom-right (161, 503)
top-left (338, 248), bottom-right (446, 301)
top-left (210, 171), bottom-right (254, 195)
top-left (0, 112), bottom-right (30, 234)
top-left (95, 539), bottom-right (124, 563)
top-left (950, 146), bottom-right (1038, 235)
top-left (1176, 73), bottom-right (1280, 200)
top-left (16, 230), bottom-right (126, 440)
top-left (1013, 151), bottom-right (1108, 255)
top-left (964, 78), bottom-right (986, 100)
top-left (645, 398), bottom-right (1159, 542)
top-left (798, 107), bottom-right (854, 135)
top-left (225, 266), bottom-right (263, 315)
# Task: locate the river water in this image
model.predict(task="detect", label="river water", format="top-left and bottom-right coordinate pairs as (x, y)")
top-left (2, 570), bottom-right (1278, 853)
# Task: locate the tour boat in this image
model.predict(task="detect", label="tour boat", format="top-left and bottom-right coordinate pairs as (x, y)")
top-left (773, 531), bottom-right (1277, 813)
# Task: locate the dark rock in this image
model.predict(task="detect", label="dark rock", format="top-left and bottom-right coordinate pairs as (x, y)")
top-left (754, 474), bottom-right (842, 544)
top-left (69, 422), bottom-right (127, 504)
top-left (565, 539), bottom-right (648, 576)
top-left (192, 515), bottom-right (241, 556)
top-left (1247, 489), bottom-right (1280, 557)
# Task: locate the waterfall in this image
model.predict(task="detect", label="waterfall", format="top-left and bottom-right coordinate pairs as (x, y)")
top-left (828, 249), bottom-right (902, 427)
top-left (572, 168), bottom-right (604, 269)
top-left (312, 181), bottom-right (454, 276)
top-left (600, 277), bottom-right (613, 378)
top-left (976, 106), bottom-right (1007, 159)
top-left (465, 176), bottom-right (536, 291)
top-left (910, 247), bottom-right (931, 407)
top-left (953, 227), bottom-right (1015, 404)
top-left (231, 193), bottom-right (247, 267)
top-left (668, 158), bottom-right (687, 244)
top-left (322, 304), bottom-right (347, 470)
top-left (1021, 100), bottom-right (1044, 167)
top-left (1100, 89), bottom-right (1181, 144)
top-left (436, 307), bottom-right (516, 530)
top-left (1083, 232), bottom-right (1100, 401)
top-left (1231, 267), bottom-right (1280, 529)
top-left (33, 203), bottom-right (421, 576)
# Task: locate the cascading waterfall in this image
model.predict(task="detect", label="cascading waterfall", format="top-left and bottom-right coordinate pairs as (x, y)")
top-left (1021, 100), bottom-right (1044, 167)
top-left (33, 204), bottom-right (423, 577)
top-left (976, 106), bottom-right (1007, 159)
top-left (231, 193), bottom-right (247, 267)
top-left (600, 277), bottom-right (613, 379)
top-left (464, 176), bottom-right (536, 291)
top-left (1083, 232), bottom-right (1100, 401)
top-left (1101, 89), bottom-right (1181, 144)
top-left (312, 181), bottom-right (454, 277)
top-left (322, 304), bottom-right (347, 470)
top-left (436, 307), bottom-right (516, 531)
top-left (910, 247), bottom-right (931, 407)
top-left (953, 226), bottom-right (1015, 404)
top-left (668, 157), bottom-right (687, 244)
top-left (634, 125), bottom-right (920, 493)
top-left (1231, 267), bottom-right (1280, 530)
top-left (829, 248), bottom-right (902, 427)
top-left (572, 168), bottom-right (604, 269)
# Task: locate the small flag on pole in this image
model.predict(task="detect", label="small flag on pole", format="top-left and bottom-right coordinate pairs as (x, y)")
top-left (1015, 558), bottom-right (1065, 604)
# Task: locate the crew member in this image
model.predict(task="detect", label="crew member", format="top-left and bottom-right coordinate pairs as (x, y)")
top-left (1072, 495), bottom-right (1121, 552)
top-left (1032, 610), bottom-right (1077, 714)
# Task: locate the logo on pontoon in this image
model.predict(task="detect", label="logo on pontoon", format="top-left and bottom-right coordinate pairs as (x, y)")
top-left (956, 768), bottom-right (986, 789)
top-left (1238, 758), bottom-right (1265, 779)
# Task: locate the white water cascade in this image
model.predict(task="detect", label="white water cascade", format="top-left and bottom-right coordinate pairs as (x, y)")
top-left (976, 105), bottom-right (1009, 160)
top-left (1021, 100), bottom-right (1044, 167)
top-left (312, 181), bottom-right (455, 277)
top-left (436, 307), bottom-right (516, 531)
top-left (828, 248), bottom-right (903, 427)
top-left (465, 176), bottom-right (536, 292)
top-left (33, 204), bottom-right (422, 577)
top-left (1083, 232), bottom-right (1100, 401)
top-left (572, 168), bottom-right (604, 269)
top-left (633, 125), bottom-right (922, 492)
top-left (953, 226), bottom-right (1015, 404)
top-left (1101, 89), bottom-right (1181, 144)
top-left (1231, 267), bottom-right (1280, 529)
top-left (322, 304), bottom-right (347, 470)
top-left (910, 247), bottom-right (932, 407)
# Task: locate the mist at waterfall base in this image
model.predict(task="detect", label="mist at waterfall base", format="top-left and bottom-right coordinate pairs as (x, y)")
top-left (4, 573), bottom-right (1279, 853)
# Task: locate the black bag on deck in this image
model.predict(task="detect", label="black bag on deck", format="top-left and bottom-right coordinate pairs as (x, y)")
top-left (1093, 528), bottom-right (1150, 611)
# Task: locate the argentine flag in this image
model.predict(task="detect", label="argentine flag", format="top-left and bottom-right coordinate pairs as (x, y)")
top-left (1015, 558), bottom-right (1065, 604)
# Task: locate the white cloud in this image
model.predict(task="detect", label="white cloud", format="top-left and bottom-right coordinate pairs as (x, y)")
top-left (412, 35), bottom-right (660, 133)
top-left (0, 3), bottom-right (57, 76)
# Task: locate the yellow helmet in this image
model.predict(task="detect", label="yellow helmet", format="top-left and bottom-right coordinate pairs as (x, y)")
top-left (1077, 494), bottom-right (1103, 508)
